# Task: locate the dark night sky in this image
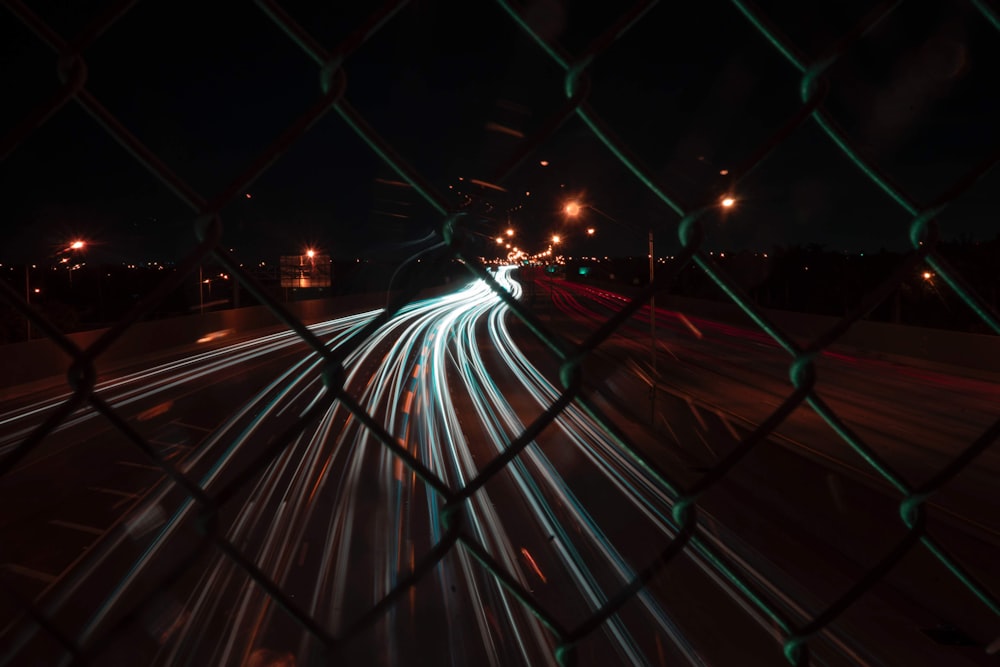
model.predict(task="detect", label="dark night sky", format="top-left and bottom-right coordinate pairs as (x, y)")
top-left (2, 0), bottom-right (999, 266)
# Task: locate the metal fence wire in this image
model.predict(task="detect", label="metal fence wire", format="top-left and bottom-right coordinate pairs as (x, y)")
top-left (2, 0), bottom-right (1000, 665)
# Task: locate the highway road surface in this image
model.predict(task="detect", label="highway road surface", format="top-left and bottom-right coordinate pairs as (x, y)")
top-left (0, 267), bottom-right (997, 666)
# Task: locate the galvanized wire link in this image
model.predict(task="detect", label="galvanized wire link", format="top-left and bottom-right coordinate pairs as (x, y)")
top-left (2, 0), bottom-right (999, 665)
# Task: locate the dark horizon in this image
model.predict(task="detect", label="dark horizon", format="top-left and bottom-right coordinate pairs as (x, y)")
top-left (3, 1), bottom-right (1000, 265)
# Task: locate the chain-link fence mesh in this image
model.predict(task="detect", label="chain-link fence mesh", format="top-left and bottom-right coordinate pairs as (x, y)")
top-left (2, 0), bottom-right (999, 665)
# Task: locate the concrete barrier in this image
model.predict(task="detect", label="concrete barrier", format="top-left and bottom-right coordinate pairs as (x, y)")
top-left (5, 279), bottom-right (997, 398)
top-left (658, 293), bottom-right (1000, 374)
top-left (555, 275), bottom-right (1000, 374)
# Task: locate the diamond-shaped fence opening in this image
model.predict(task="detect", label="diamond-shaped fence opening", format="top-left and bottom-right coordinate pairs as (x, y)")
top-left (2, 1), bottom-right (999, 665)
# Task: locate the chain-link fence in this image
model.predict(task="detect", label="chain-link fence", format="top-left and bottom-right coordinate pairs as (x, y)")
top-left (2, 0), bottom-right (1000, 665)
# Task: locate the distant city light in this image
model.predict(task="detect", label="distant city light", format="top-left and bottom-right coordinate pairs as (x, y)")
top-left (564, 201), bottom-right (581, 217)
top-left (506, 228), bottom-right (514, 237)
top-left (721, 197), bottom-right (735, 208)
top-left (245, 193), bottom-right (252, 199)
top-left (587, 228), bottom-right (595, 235)
top-left (70, 240), bottom-right (85, 250)
top-left (539, 160), bottom-right (549, 166)
top-left (719, 169), bottom-right (729, 175)
top-left (923, 271), bottom-right (933, 280)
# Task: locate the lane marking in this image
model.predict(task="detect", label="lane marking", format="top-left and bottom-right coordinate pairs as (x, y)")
top-left (3, 563), bottom-right (57, 584)
top-left (49, 519), bottom-right (103, 536)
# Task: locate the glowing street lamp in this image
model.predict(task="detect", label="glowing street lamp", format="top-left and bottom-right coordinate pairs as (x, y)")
top-left (564, 201), bottom-right (582, 217)
top-left (551, 234), bottom-right (561, 244)
top-left (506, 228), bottom-right (515, 237)
top-left (65, 239), bottom-right (87, 287)
top-left (306, 249), bottom-right (316, 259)
top-left (586, 227), bottom-right (595, 236)
top-left (721, 196), bottom-right (736, 208)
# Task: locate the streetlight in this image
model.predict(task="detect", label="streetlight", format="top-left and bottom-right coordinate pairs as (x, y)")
top-left (24, 264), bottom-right (33, 340)
top-left (65, 240), bottom-right (86, 288)
top-left (721, 196), bottom-right (736, 208)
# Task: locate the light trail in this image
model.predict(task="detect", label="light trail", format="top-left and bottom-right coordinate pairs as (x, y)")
top-left (3, 268), bottom-right (873, 666)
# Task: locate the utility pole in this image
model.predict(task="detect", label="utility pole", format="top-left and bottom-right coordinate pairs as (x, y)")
top-left (25, 264), bottom-right (31, 341)
top-left (649, 230), bottom-right (656, 425)
top-left (649, 230), bottom-right (655, 374)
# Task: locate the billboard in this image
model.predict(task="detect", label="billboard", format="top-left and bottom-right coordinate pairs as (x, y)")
top-left (280, 253), bottom-right (331, 288)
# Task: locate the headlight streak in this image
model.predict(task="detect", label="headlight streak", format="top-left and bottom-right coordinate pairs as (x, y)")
top-left (80, 271), bottom-right (694, 664)
top-left (1, 312), bottom-right (383, 665)
top-left (420, 281), bottom-right (550, 666)
top-left (0, 312), bottom-right (381, 454)
top-left (536, 278), bottom-right (876, 665)
top-left (10, 267), bottom-right (857, 666)
top-left (459, 272), bottom-right (690, 665)
top-left (161, 282), bottom-right (534, 666)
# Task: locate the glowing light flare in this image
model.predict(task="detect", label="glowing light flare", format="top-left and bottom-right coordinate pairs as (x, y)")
top-left (70, 240), bottom-right (85, 250)
top-left (520, 547), bottom-right (547, 583)
top-left (137, 400), bottom-right (173, 421)
top-left (564, 201), bottom-right (582, 217)
top-left (923, 271), bottom-right (933, 281)
top-left (721, 197), bottom-right (735, 208)
top-left (676, 313), bottom-right (703, 340)
top-left (197, 329), bottom-right (235, 344)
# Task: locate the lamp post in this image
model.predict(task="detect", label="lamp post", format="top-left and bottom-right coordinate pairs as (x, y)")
top-left (65, 240), bottom-right (85, 289)
top-left (25, 264), bottom-right (31, 340)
